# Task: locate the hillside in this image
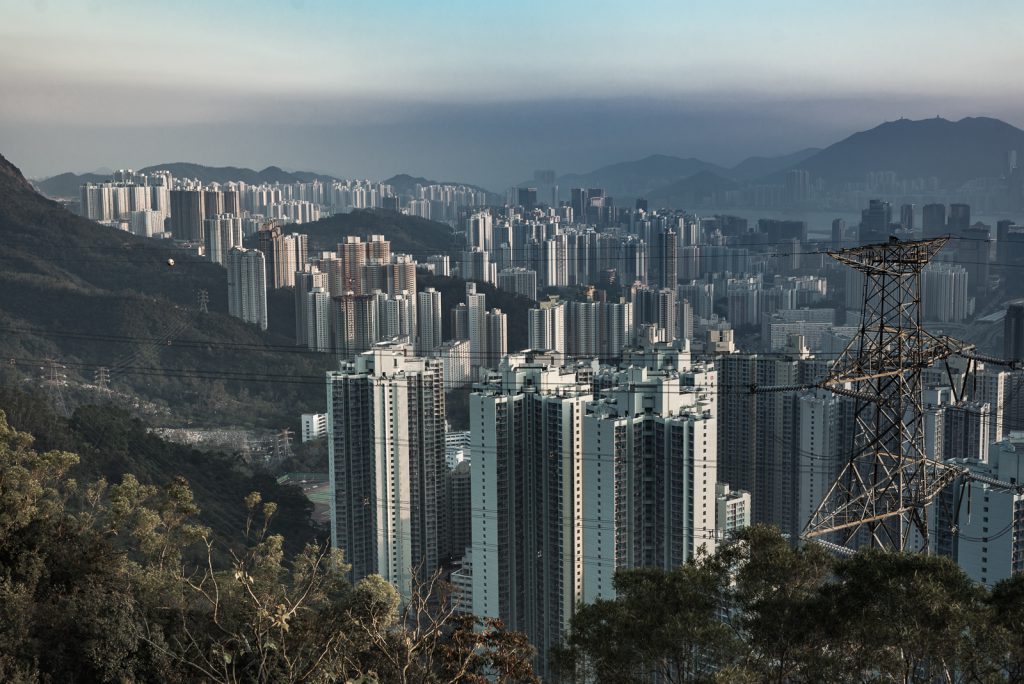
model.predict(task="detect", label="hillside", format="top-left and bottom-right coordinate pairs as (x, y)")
top-left (297, 208), bottom-right (464, 257)
top-left (417, 272), bottom-right (534, 351)
top-left (383, 173), bottom-right (494, 198)
top-left (557, 154), bottom-right (730, 200)
top-left (0, 388), bottom-right (321, 555)
top-left (31, 171), bottom-right (109, 198)
top-left (784, 116), bottom-right (1024, 185)
top-left (728, 147), bottom-right (820, 181)
top-left (0, 152), bottom-right (331, 428)
top-left (552, 149), bottom-right (826, 202)
top-left (647, 170), bottom-right (738, 208)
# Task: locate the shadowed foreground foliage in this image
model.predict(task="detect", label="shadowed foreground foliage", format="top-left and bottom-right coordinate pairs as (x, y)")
top-left (5, 397), bottom-right (1024, 684)
top-left (552, 526), bottom-right (1024, 683)
top-left (0, 411), bottom-right (537, 683)
top-left (0, 388), bottom-right (320, 557)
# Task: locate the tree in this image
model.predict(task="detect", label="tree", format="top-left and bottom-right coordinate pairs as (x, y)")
top-left (819, 550), bottom-right (988, 683)
top-left (346, 569), bottom-right (539, 684)
top-left (718, 525), bottom-right (836, 682)
top-left (552, 560), bottom-right (740, 682)
top-left (987, 573), bottom-right (1024, 682)
top-left (121, 489), bottom-right (362, 684)
top-left (0, 410), bottom-right (540, 683)
top-left (0, 409), bottom-right (173, 682)
top-left (554, 525), bottom-right (1004, 684)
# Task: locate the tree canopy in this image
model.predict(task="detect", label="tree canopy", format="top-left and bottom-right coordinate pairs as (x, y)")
top-left (0, 410), bottom-right (538, 683)
top-left (4, 392), bottom-right (1024, 684)
top-left (554, 525), bottom-right (1024, 684)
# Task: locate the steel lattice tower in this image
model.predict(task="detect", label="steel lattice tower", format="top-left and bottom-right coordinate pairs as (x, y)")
top-left (803, 237), bottom-right (972, 551)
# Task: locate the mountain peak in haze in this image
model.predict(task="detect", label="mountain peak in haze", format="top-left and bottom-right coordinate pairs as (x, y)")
top-left (786, 116), bottom-right (1024, 184)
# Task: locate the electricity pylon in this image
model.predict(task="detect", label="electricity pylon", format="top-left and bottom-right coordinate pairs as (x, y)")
top-left (277, 428), bottom-right (295, 460)
top-left (803, 237), bottom-right (974, 551)
top-left (44, 358), bottom-right (69, 417)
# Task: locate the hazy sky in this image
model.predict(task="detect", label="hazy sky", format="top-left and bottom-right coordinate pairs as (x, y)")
top-left (2, 0), bottom-right (1023, 187)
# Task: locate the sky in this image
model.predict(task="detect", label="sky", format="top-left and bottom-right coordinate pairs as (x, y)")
top-left (2, 0), bottom-right (1024, 188)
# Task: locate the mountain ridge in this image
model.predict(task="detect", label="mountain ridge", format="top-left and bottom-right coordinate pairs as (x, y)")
top-left (546, 116), bottom-right (1024, 202)
top-left (780, 116), bottom-right (1024, 185)
top-left (548, 148), bottom-right (819, 202)
top-left (29, 116), bottom-right (1024, 209)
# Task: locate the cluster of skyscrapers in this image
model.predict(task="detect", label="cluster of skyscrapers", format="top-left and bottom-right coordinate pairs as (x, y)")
top-left (78, 169), bottom-right (496, 352)
top-left (328, 339), bottom-right (732, 665)
top-left (316, 190), bottom-right (1024, 673)
top-left (80, 168), bottom-right (323, 241)
top-left (79, 169), bottom-right (487, 239)
top-left (77, 166), bottom-right (1024, 667)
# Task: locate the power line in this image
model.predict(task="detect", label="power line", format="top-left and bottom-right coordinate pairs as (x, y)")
top-left (0, 324), bottom-right (864, 360)
top-left (1, 234), bottom-right (1021, 269)
top-left (12, 352), bottom-right (1024, 472)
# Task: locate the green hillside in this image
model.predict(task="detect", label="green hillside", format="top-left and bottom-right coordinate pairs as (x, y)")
top-left (0, 388), bottom-right (321, 555)
top-left (297, 208), bottom-right (464, 257)
top-left (415, 272), bottom-right (533, 349)
top-left (0, 153), bottom-right (331, 428)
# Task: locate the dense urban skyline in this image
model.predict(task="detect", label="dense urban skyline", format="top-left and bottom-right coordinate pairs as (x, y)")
top-left (4, 3), bottom-right (1024, 679)
top-left (4, 0), bottom-right (1024, 186)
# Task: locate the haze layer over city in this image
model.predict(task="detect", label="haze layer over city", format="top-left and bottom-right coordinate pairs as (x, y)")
top-left (2, 1), bottom-right (1024, 682)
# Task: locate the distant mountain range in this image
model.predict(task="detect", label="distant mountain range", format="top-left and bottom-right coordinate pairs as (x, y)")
top-left (549, 116), bottom-right (1024, 207)
top-left (31, 116), bottom-right (1024, 208)
top-left (784, 116), bottom-right (1024, 185)
top-left (34, 166), bottom-right (495, 200)
top-left (33, 163), bottom-right (338, 198)
top-left (546, 148), bottom-right (819, 200)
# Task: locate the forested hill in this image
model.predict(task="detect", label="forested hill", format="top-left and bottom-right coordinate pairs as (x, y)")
top-left (0, 152), bottom-right (330, 428)
top-left (0, 387), bottom-right (320, 556)
top-left (296, 208), bottom-right (463, 258)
